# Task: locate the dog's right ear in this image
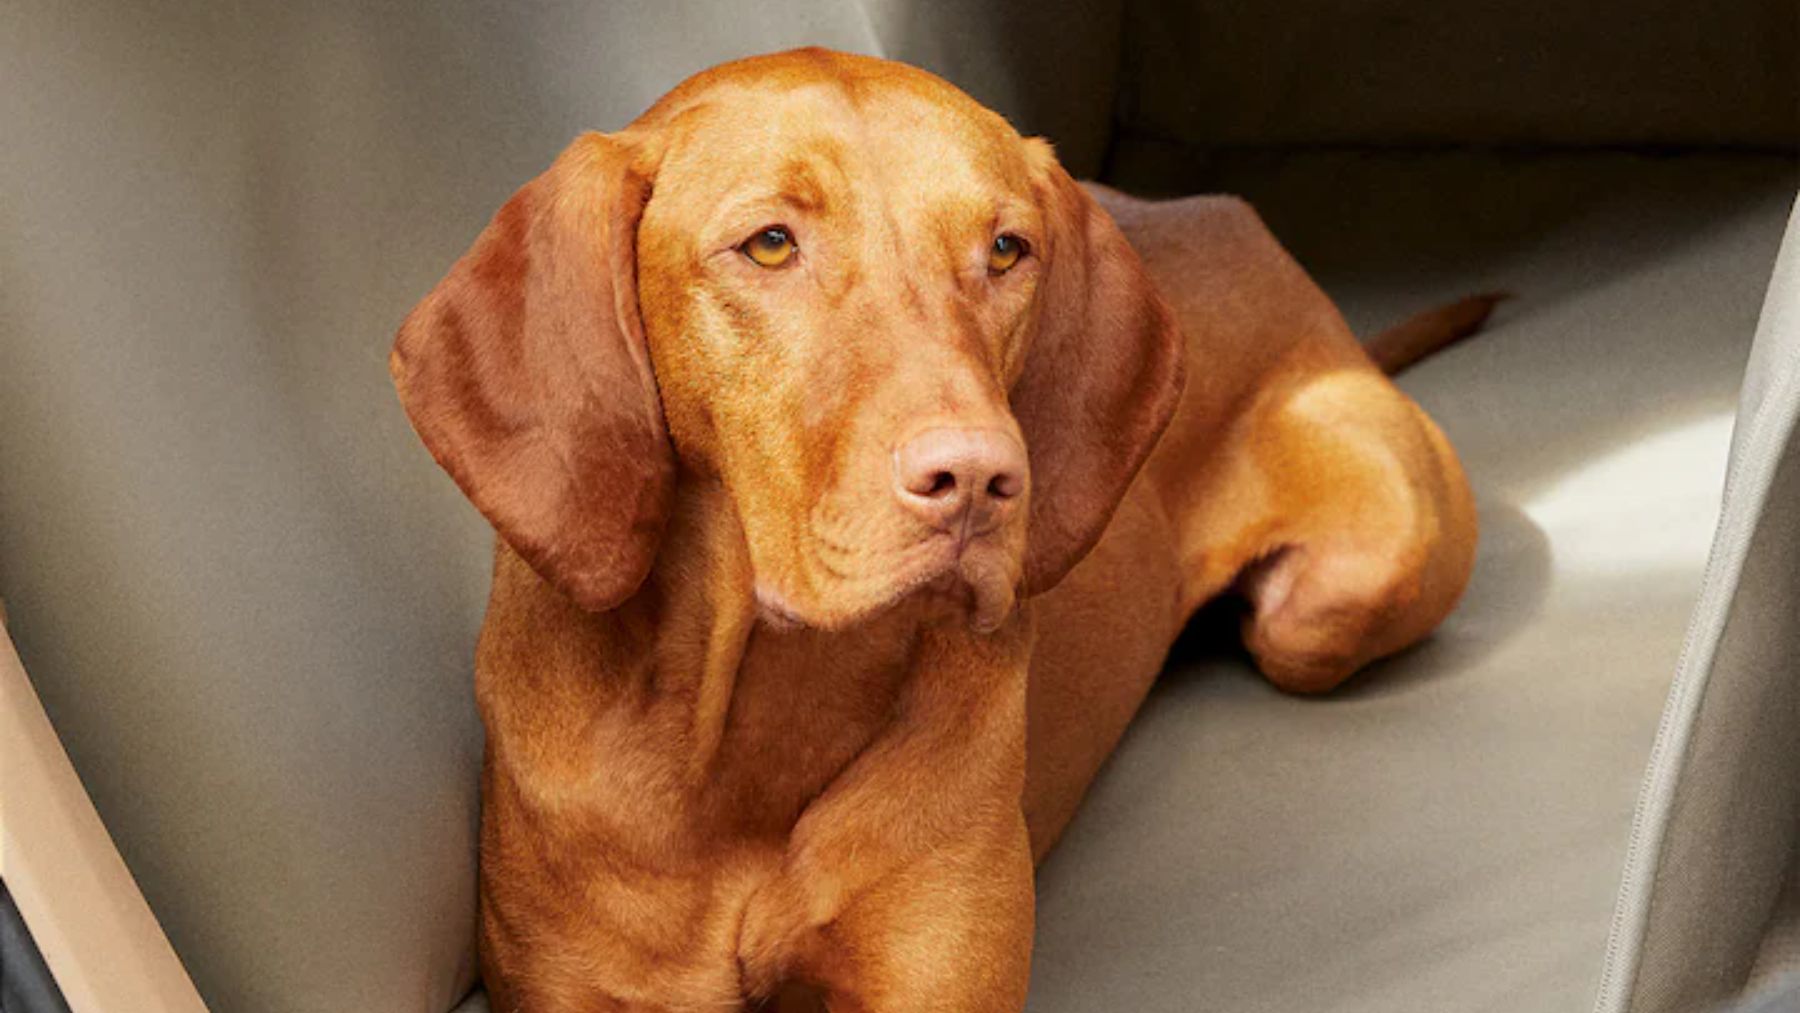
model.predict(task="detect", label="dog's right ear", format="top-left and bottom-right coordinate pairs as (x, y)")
top-left (390, 132), bottom-right (673, 612)
top-left (1012, 148), bottom-right (1186, 597)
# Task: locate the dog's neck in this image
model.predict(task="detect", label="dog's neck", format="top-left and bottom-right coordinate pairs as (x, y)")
top-left (475, 475), bottom-right (943, 831)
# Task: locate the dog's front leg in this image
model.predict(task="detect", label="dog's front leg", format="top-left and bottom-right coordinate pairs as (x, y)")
top-left (738, 615), bottom-right (1036, 1011)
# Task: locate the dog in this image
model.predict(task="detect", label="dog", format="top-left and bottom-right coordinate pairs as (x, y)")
top-left (391, 48), bottom-right (1489, 1013)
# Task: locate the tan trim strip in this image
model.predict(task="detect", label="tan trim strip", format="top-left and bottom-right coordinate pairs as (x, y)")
top-left (0, 615), bottom-right (208, 1012)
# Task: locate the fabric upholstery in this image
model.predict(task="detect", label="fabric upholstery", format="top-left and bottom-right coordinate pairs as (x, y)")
top-left (1719, 973), bottom-right (1800, 1013)
top-left (1595, 196), bottom-right (1800, 1013)
top-left (1118, 0), bottom-right (1799, 151)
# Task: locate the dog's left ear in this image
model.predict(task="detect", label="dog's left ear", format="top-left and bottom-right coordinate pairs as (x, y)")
top-left (1014, 149), bottom-right (1187, 596)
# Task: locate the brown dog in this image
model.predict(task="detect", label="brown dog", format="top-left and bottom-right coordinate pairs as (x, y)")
top-left (391, 48), bottom-right (1484, 1013)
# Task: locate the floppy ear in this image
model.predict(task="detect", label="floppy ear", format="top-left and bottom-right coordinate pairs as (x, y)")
top-left (1013, 156), bottom-right (1187, 596)
top-left (390, 132), bottom-right (673, 611)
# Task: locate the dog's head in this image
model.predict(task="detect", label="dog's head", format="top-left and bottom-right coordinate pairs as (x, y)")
top-left (391, 49), bottom-right (1184, 632)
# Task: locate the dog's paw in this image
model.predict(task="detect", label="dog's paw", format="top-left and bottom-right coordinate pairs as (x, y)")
top-left (737, 869), bottom-right (835, 996)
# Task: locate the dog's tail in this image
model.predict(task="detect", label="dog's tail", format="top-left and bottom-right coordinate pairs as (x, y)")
top-left (1363, 293), bottom-right (1508, 375)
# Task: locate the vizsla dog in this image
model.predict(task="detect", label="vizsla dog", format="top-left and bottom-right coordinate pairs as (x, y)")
top-left (392, 48), bottom-right (1487, 1013)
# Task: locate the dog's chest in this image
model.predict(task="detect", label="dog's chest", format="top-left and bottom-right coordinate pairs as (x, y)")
top-left (704, 621), bottom-right (916, 830)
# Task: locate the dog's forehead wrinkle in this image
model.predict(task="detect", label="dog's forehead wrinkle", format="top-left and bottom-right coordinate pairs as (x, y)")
top-left (899, 276), bottom-right (927, 320)
top-left (659, 78), bottom-right (1029, 268)
top-left (652, 47), bottom-right (1029, 173)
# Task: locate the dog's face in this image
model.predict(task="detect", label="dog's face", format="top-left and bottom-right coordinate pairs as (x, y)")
top-left (636, 57), bottom-right (1056, 630)
top-left (391, 49), bottom-right (1183, 632)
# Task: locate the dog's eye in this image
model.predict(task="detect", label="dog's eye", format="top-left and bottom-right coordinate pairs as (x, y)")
top-left (988, 234), bottom-right (1027, 274)
top-left (741, 226), bottom-right (797, 268)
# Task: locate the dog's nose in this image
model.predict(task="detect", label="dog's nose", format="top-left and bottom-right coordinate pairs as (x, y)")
top-left (894, 427), bottom-right (1027, 534)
